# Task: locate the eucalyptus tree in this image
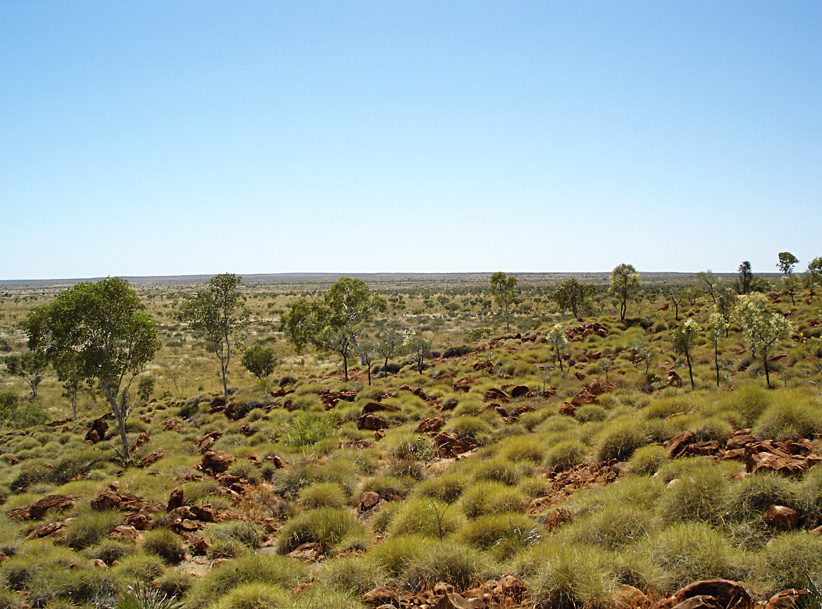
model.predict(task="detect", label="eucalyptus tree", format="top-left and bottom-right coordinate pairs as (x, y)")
top-left (608, 264), bottom-right (640, 321)
top-left (707, 311), bottom-right (729, 387)
top-left (807, 257), bottom-right (822, 298)
top-left (553, 278), bottom-right (596, 319)
top-left (546, 324), bottom-right (568, 373)
top-left (777, 252), bottom-right (800, 305)
top-left (179, 273), bottom-right (249, 398)
top-left (24, 277), bottom-right (161, 462)
top-left (734, 293), bottom-right (794, 388)
top-left (489, 272), bottom-right (518, 331)
top-left (671, 319), bottom-right (700, 389)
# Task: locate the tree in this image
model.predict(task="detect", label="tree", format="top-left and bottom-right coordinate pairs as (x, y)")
top-left (736, 261), bottom-right (753, 295)
top-left (137, 376), bottom-right (155, 403)
top-left (715, 287), bottom-right (736, 337)
top-left (546, 324), bottom-right (568, 373)
top-left (553, 278), bottom-right (596, 319)
top-left (374, 326), bottom-right (406, 374)
top-left (608, 264), bottom-right (640, 321)
top-left (323, 277), bottom-right (387, 364)
top-left (734, 293), bottom-right (794, 388)
top-left (360, 339), bottom-right (376, 385)
top-left (666, 287), bottom-right (684, 321)
top-left (407, 335), bottom-right (432, 374)
top-left (671, 319), bottom-right (700, 389)
top-left (4, 350), bottom-right (47, 398)
top-left (280, 278), bottom-right (386, 380)
top-left (25, 277), bottom-right (161, 462)
top-left (489, 272), bottom-right (518, 331)
top-left (777, 252), bottom-right (799, 305)
top-left (179, 273), bottom-right (248, 398)
top-left (241, 345), bottom-right (277, 381)
top-left (697, 271), bottom-right (718, 304)
top-left (807, 257), bottom-right (822, 298)
top-left (707, 311), bottom-right (729, 388)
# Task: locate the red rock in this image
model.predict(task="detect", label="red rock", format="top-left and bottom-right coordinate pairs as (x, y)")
top-left (614, 584), bottom-right (651, 609)
top-left (763, 505), bottom-right (798, 530)
top-left (109, 525), bottom-right (141, 543)
top-left (363, 586), bottom-right (400, 607)
top-left (191, 536), bottom-right (212, 554)
top-left (201, 450), bottom-right (235, 474)
top-left (167, 487), bottom-right (185, 512)
top-left (362, 401), bottom-right (400, 413)
top-left (197, 431), bottom-right (223, 452)
top-left (25, 518), bottom-right (73, 542)
top-left (667, 430), bottom-right (697, 459)
top-left (138, 451), bottom-right (168, 467)
top-left (674, 579), bottom-right (752, 609)
top-left (432, 592), bottom-right (474, 609)
top-left (452, 377), bottom-right (478, 392)
top-left (765, 590), bottom-right (808, 609)
top-left (559, 402), bottom-right (578, 416)
top-left (667, 371), bottom-right (683, 387)
top-left (359, 492), bottom-right (381, 512)
top-left (28, 494), bottom-right (78, 520)
top-left (129, 432), bottom-right (151, 453)
top-left (483, 387), bottom-right (512, 403)
top-left (544, 507), bottom-right (573, 532)
top-left (510, 385), bottom-right (530, 398)
top-left (671, 595), bottom-right (723, 609)
top-left (433, 432), bottom-right (477, 458)
top-left (416, 417), bottom-right (446, 434)
top-left (570, 389), bottom-right (599, 407)
top-left (288, 542), bottom-right (323, 561)
top-left (85, 417), bottom-right (109, 443)
top-left (358, 413), bottom-right (389, 431)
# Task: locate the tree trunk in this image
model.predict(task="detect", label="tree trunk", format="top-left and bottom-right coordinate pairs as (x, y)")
top-left (686, 353), bottom-right (694, 389)
top-left (104, 382), bottom-right (131, 464)
top-left (763, 353), bottom-right (771, 388)
top-left (714, 344), bottom-right (720, 388)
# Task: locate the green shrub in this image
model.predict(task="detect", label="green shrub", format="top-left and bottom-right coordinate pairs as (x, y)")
top-left (798, 466), bottom-right (822, 527)
top-left (528, 543), bottom-right (616, 609)
top-left (414, 473), bottom-right (466, 503)
top-left (116, 582), bottom-right (184, 609)
top-left (754, 402), bottom-right (822, 441)
top-left (84, 539), bottom-right (136, 565)
top-left (628, 444), bottom-right (667, 475)
top-left (544, 440), bottom-right (588, 472)
top-left (460, 513), bottom-right (540, 558)
top-left (211, 582), bottom-right (290, 609)
top-left (575, 405), bottom-right (608, 423)
top-left (659, 463), bottom-right (728, 524)
top-left (318, 555), bottom-right (387, 595)
top-left (638, 522), bottom-right (748, 593)
top-left (497, 436), bottom-right (545, 463)
top-left (64, 510), bottom-right (124, 549)
top-left (402, 540), bottom-right (488, 592)
top-left (472, 457), bottom-right (520, 486)
top-left (141, 528), bottom-right (187, 564)
top-left (0, 588), bottom-right (25, 609)
top-left (369, 534), bottom-right (427, 578)
top-left (277, 507), bottom-right (363, 554)
top-left (206, 520), bottom-right (265, 551)
top-left (462, 481), bottom-right (528, 518)
top-left (754, 531), bottom-right (822, 595)
top-left (722, 384), bottom-right (771, 426)
top-left (299, 481), bottom-right (347, 509)
top-left (387, 497), bottom-right (463, 539)
top-left (725, 472), bottom-right (798, 522)
top-left (112, 553), bottom-right (166, 582)
top-left (594, 418), bottom-right (648, 462)
top-left (154, 570), bottom-right (196, 598)
top-left (563, 503), bottom-right (657, 550)
top-left (186, 554), bottom-right (307, 609)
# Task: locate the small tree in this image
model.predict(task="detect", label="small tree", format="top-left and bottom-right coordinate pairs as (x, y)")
top-left (323, 277), bottom-right (387, 364)
top-left (4, 350), bottom-right (47, 398)
top-left (241, 345), bottom-right (277, 381)
top-left (697, 270), bottom-right (718, 304)
top-left (137, 376), bottom-right (155, 403)
top-left (546, 324), bottom-right (568, 373)
top-left (374, 326), bottom-right (405, 374)
top-left (716, 287), bottom-right (736, 337)
top-left (26, 277), bottom-right (161, 462)
top-left (707, 311), bottom-right (729, 388)
top-left (806, 257), bottom-right (822, 298)
top-left (734, 293), bottom-right (794, 388)
top-left (320, 326), bottom-right (356, 381)
top-left (671, 319), bottom-right (700, 389)
top-left (179, 273), bottom-right (249, 398)
top-left (777, 252), bottom-right (799, 305)
top-left (608, 264), bottom-right (640, 321)
top-left (361, 339), bottom-right (376, 386)
top-left (489, 272), bottom-right (518, 331)
top-left (736, 261), bottom-right (753, 295)
top-left (553, 278), bottom-right (596, 319)
top-left (666, 287), bottom-right (684, 321)
top-left (407, 335), bottom-right (432, 374)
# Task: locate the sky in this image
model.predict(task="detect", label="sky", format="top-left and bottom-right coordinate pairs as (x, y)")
top-left (1, 1), bottom-right (820, 280)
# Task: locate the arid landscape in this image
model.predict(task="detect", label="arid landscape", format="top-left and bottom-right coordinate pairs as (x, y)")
top-left (0, 264), bottom-right (820, 609)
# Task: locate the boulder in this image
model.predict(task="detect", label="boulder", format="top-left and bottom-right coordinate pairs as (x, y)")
top-left (763, 505), bottom-right (798, 530)
top-left (28, 494), bottom-right (78, 520)
top-left (415, 417), bottom-right (445, 435)
top-left (667, 430), bottom-right (697, 459)
top-left (363, 587), bottom-right (400, 607)
top-left (667, 371), bottom-right (683, 387)
top-left (197, 431), bottom-right (223, 452)
top-left (201, 450), bottom-right (235, 474)
top-left (167, 487), bottom-right (185, 512)
top-left (359, 492), bottom-right (381, 512)
top-left (483, 387), bottom-right (512, 403)
top-left (452, 377), bottom-right (478, 392)
top-left (362, 401), bottom-right (400, 414)
top-left (673, 579), bottom-right (752, 609)
top-left (85, 417), bottom-right (109, 443)
top-left (510, 385), bottom-right (530, 398)
top-left (358, 413), bottom-right (389, 431)
top-left (109, 525), bottom-right (142, 543)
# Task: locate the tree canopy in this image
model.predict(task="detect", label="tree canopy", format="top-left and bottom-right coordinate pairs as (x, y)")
top-left (608, 264), bottom-right (640, 321)
top-left (489, 272), bottom-right (518, 331)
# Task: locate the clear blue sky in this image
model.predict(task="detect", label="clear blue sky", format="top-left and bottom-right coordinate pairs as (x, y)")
top-left (2, 1), bottom-right (820, 280)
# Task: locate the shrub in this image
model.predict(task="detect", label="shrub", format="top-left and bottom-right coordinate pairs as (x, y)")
top-left (318, 555), bottom-right (387, 595)
top-left (141, 528), bottom-right (187, 564)
top-left (754, 402), bottom-right (822, 441)
top-left (460, 513), bottom-right (540, 555)
top-left (0, 588), bottom-right (24, 609)
top-left (722, 384), bottom-right (771, 426)
top-left (205, 520), bottom-right (265, 551)
top-left (563, 503), bottom-right (657, 550)
top-left (462, 481), bottom-right (528, 518)
top-left (402, 541), bottom-right (488, 592)
top-left (277, 508), bottom-right (363, 554)
top-left (528, 543), bottom-right (616, 609)
top-left (299, 481), bottom-right (347, 509)
top-left (472, 458), bottom-right (520, 486)
top-left (575, 405), bottom-right (608, 423)
top-left (84, 539), bottom-right (136, 565)
top-left (725, 472), bottom-right (798, 522)
top-left (154, 570), bottom-right (196, 598)
top-left (594, 417), bottom-right (649, 462)
top-left (659, 463), bottom-right (728, 524)
top-left (754, 531), bottom-right (822, 595)
top-left (64, 510), bottom-right (124, 549)
top-left (798, 466), bottom-right (822, 528)
top-left (497, 436), bottom-right (545, 463)
top-left (414, 473), bottom-right (466, 504)
top-left (369, 534), bottom-right (428, 578)
top-left (544, 440), bottom-right (587, 472)
top-left (211, 582), bottom-right (290, 609)
top-left (638, 522), bottom-right (748, 593)
top-left (112, 553), bottom-right (166, 582)
top-left (116, 583), bottom-right (183, 609)
top-left (386, 497), bottom-right (464, 539)
top-left (186, 554), bottom-right (307, 609)
top-left (628, 444), bottom-right (667, 475)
